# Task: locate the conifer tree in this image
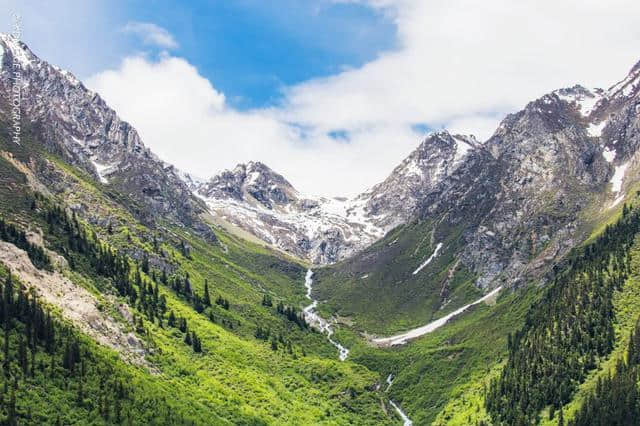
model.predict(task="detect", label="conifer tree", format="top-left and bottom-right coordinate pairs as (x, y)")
top-left (203, 280), bottom-right (211, 306)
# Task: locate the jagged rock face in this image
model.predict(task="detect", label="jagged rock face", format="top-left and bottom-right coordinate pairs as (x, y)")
top-left (417, 65), bottom-right (640, 289)
top-left (0, 34), bottom-right (214, 241)
top-left (198, 161), bottom-right (299, 209)
top-left (194, 132), bottom-right (478, 264)
top-left (194, 161), bottom-right (381, 264)
top-left (360, 132), bottom-right (481, 229)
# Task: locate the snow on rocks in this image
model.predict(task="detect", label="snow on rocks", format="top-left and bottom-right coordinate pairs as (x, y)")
top-left (554, 86), bottom-right (603, 118)
top-left (588, 121), bottom-right (607, 138)
top-left (91, 159), bottom-right (117, 184)
top-left (452, 135), bottom-right (474, 166)
top-left (608, 63), bottom-right (640, 99)
top-left (602, 147), bottom-right (616, 163)
top-left (412, 243), bottom-right (443, 275)
top-left (610, 162), bottom-right (629, 193)
top-left (609, 162), bottom-right (629, 209)
top-left (193, 131), bottom-right (479, 265)
top-left (0, 33), bottom-right (34, 68)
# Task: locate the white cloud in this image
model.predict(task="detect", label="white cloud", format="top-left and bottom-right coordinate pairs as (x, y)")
top-left (86, 55), bottom-right (419, 196)
top-left (88, 0), bottom-right (640, 196)
top-left (121, 21), bottom-right (178, 49)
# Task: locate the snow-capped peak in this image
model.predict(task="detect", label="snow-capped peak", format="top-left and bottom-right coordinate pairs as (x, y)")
top-left (0, 33), bottom-right (36, 69)
top-left (553, 85), bottom-right (604, 118)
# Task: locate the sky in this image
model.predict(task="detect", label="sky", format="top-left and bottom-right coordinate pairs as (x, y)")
top-left (2, 0), bottom-right (640, 196)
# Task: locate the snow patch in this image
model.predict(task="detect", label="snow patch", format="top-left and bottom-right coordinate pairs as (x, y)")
top-left (602, 147), bottom-right (616, 163)
top-left (91, 160), bottom-right (117, 184)
top-left (588, 121), bottom-right (606, 137)
top-left (555, 88), bottom-right (602, 118)
top-left (452, 136), bottom-right (473, 166)
top-left (412, 243), bottom-right (443, 275)
top-left (577, 95), bottom-right (601, 117)
top-left (610, 162), bottom-right (629, 193)
top-left (372, 286), bottom-right (502, 346)
top-left (247, 171), bottom-right (261, 186)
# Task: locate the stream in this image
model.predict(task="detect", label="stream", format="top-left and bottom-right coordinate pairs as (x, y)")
top-left (302, 270), bottom-right (349, 361)
top-left (385, 374), bottom-right (413, 425)
top-left (302, 271), bottom-right (412, 424)
top-left (302, 271), bottom-right (500, 425)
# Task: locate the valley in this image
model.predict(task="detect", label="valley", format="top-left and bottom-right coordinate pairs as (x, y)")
top-left (1, 30), bottom-right (640, 426)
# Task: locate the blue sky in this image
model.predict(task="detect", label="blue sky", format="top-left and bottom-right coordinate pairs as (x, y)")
top-left (2, 0), bottom-right (640, 195)
top-left (7, 0), bottom-right (396, 110)
top-left (131, 0), bottom-right (397, 109)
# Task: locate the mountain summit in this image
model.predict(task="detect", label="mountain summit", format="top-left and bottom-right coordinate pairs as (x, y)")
top-left (191, 131), bottom-right (481, 264)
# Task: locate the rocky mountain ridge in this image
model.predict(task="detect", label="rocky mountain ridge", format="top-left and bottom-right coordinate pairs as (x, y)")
top-left (307, 59), bottom-right (640, 335)
top-left (420, 61), bottom-right (640, 289)
top-left (192, 59), bottom-right (640, 275)
top-left (193, 132), bottom-right (481, 263)
top-left (3, 31), bottom-right (639, 290)
top-left (0, 34), bottom-right (215, 240)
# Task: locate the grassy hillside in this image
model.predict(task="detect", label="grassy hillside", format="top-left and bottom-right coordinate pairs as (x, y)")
top-left (313, 219), bottom-right (481, 335)
top-left (0, 129), bottom-right (395, 424)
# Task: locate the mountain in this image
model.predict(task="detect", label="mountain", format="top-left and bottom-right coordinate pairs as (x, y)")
top-left (193, 132), bottom-right (480, 264)
top-left (310, 59), bottom-right (640, 425)
top-left (194, 160), bottom-right (383, 264)
top-left (312, 60), bottom-right (640, 334)
top-left (0, 35), bottom-right (398, 424)
top-left (0, 34), bottom-right (215, 241)
top-left (2, 30), bottom-right (640, 426)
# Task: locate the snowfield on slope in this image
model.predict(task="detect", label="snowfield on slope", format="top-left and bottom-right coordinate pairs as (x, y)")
top-left (412, 242), bottom-right (443, 275)
top-left (372, 286), bottom-right (502, 346)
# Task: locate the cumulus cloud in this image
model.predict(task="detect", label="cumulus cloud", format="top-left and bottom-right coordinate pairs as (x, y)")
top-left (121, 21), bottom-right (178, 49)
top-left (86, 55), bottom-right (417, 196)
top-left (88, 1), bottom-right (640, 196)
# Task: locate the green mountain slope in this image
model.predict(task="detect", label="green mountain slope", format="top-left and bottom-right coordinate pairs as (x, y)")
top-left (313, 218), bottom-right (480, 335)
top-left (0, 128), bottom-right (396, 425)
